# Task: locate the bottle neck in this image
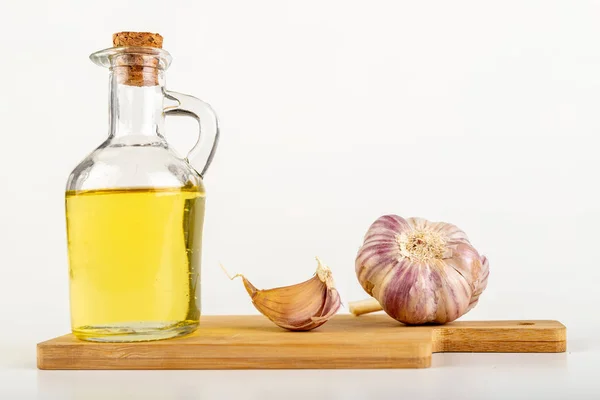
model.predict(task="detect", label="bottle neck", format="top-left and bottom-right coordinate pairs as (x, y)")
top-left (109, 68), bottom-right (165, 141)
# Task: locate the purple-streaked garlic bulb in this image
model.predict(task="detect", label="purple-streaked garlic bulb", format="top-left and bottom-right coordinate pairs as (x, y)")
top-left (354, 215), bottom-right (489, 325)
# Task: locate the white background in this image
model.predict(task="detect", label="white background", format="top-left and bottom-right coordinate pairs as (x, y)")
top-left (1, 0), bottom-right (599, 398)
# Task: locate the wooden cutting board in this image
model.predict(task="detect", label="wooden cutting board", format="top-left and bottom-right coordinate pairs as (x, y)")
top-left (37, 315), bottom-right (566, 370)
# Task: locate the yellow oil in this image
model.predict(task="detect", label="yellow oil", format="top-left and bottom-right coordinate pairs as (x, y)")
top-left (66, 186), bottom-right (205, 342)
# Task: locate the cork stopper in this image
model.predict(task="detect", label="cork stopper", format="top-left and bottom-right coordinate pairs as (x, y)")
top-left (111, 32), bottom-right (164, 87)
top-left (112, 32), bottom-right (163, 48)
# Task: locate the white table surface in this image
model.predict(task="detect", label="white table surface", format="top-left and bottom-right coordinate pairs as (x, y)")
top-left (2, 327), bottom-right (598, 400)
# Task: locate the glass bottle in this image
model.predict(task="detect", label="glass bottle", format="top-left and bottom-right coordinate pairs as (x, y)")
top-left (65, 32), bottom-right (219, 342)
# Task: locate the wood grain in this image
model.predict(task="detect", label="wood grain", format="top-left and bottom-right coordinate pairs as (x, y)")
top-left (37, 315), bottom-right (566, 370)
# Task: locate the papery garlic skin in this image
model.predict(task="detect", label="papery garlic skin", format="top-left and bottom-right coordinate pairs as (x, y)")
top-left (233, 258), bottom-right (341, 331)
top-left (355, 215), bottom-right (489, 325)
top-left (467, 255), bottom-right (489, 312)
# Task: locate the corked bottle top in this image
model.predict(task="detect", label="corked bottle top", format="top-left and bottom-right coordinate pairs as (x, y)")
top-left (111, 31), bottom-right (164, 87)
top-left (112, 32), bottom-right (163, 48)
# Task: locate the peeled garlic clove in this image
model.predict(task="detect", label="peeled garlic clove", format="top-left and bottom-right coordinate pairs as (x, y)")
top-left (354, 215), bottom-right (489, 325)
top-left (227, 258), bottom-right (341, 331)
top-left (349, 297), bottom-right (383, 316)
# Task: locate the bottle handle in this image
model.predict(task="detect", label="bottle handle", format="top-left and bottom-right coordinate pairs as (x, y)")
top-left (163, 90), bottom-right (220, 178)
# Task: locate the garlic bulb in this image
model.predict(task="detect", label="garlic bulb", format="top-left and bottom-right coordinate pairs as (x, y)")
top-left (224, 258), bottom-right (341, 331)
top-left (354, 215), bottom-right (489, 325)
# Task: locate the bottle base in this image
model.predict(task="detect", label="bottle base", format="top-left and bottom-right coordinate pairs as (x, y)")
top-left (72, 320), bottom-right (198, 342)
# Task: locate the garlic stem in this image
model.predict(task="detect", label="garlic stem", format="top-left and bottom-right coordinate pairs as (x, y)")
top-left (219, 263), bottom-right (239, 281)
top-left (349, 298), bottom-right (383, 316)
